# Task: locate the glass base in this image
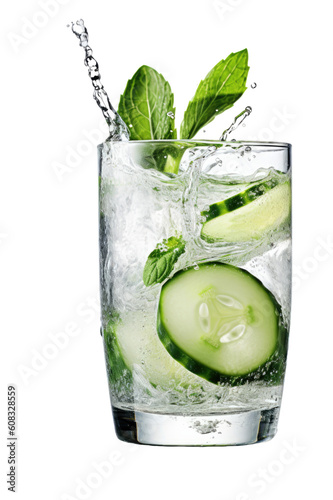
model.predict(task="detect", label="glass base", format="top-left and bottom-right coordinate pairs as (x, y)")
top-left (112, 406), bottom-right (280, 446)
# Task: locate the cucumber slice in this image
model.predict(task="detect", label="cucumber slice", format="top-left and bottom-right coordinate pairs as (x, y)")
top-left (157, 263), bottom-right (284, 384)
top-left (201, 179), bottom-right (291, 242)
top-left (104, 311), bottom-right (211, 390)
top-left (103, 317), bottom-right (133, 396)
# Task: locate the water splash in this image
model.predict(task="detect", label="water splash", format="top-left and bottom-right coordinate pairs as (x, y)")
top-left (69, 19), bottom-right (129, 141)
top-left (251, 82), bottom-right (257, 89)
top-left (220, 106), bottom-right (252, 141)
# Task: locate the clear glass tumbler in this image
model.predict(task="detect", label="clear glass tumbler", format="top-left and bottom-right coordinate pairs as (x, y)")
top-left (98, 140), bottom-right (291, 446)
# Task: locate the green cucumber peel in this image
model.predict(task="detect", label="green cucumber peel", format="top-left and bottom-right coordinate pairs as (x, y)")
top-left (202, 177), bottom-right (280, 222)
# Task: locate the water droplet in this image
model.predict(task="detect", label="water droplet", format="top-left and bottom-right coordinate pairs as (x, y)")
top-left (245, 146), bottom-right (252, 152)
top-left (251, 83), bottom-right (257, 89)
top-left (170, 130), bottom-right (173, 133)
top-left (203, 129), bottom-right (206, 133)
top-left (215, 109), bottom-right (219, 112)
top-left (69, 19), bottom-right (129, 141)
top-left (220, 106), bottom-right (252, 140)
top-left (129, 124), bottom-right (133, 128)
top-left (203, 146), bottom-right (217, 158)
top-left (167, 111), bottom-right (175, 119)
top-left (164, 156), bottom-right (167, 159)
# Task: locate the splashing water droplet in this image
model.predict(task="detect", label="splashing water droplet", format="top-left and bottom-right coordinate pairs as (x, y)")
top-left (251, 82), bottom-right (257, 89)
top-left (167, 111), bottom-right (175, 119)
top-left (245, 146), bottom-right (252, 153)
top-left (69, 19), bottom-right (129, 141)
top-left (220, 106), bottom-right (252, 141)
top-left (202, 146), bottom-right (217, 159)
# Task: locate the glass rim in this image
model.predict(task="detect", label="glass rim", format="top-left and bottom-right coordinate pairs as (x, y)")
top-left (98, 139), bottom-right (291, 149)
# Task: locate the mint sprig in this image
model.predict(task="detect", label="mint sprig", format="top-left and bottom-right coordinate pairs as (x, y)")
top-left (180, 49), bottom-right (249, 139)
top-left (118, 65), bottom-right (176, 140)
top-left (118, 50), bottom-right (249, 142)
top-left (143, 236), bottom-right (185, 287)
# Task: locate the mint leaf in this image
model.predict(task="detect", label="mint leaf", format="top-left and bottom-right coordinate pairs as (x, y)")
top-left (143, 236), bottom-right (185, 287)
top-left (180, 49), bottom-right (249, 139)
top-left (118, 65), bottom-right (176, 140)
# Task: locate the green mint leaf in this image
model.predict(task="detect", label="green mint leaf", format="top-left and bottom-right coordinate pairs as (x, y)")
top-left (180, 49), bottom-right (249, 139)
top-left (118, 65), bottom-right (176, 140)
top-left (143, 236), bottom-right (185, 287)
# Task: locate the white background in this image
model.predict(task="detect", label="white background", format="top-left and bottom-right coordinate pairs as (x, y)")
top-left (1, 0), bottom-right (332, 499)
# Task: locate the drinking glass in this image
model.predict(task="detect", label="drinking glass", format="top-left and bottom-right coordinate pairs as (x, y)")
top-left (98, 140), bottom-right (291, 446)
